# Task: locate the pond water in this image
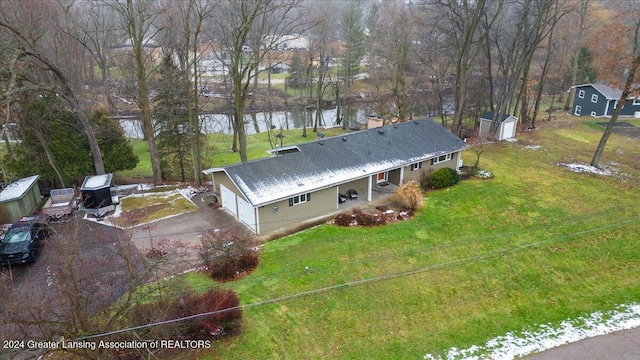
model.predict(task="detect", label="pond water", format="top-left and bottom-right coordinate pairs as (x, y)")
top-left (119, 106), bottom-right (369, 139)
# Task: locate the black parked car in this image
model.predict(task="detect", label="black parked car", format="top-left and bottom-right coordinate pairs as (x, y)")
top-left (0, 216), bottom-right (50, 265)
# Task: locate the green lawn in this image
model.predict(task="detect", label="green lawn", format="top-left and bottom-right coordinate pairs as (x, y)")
top-left (180, 117), bottom-right (640, 359)
top-left (116, 126), bottom-right (350, 181)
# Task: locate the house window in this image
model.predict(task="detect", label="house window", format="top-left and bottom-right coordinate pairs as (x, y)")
top-left (377, 172), bottom-right (388, 184)
top-left (578, 90), bottom-right (585, 99)
top-left (591, 94), bottom-right (598, 103)
top-left (574, 105), bottom-right (581, 116)
top-left (289, 193), bottom-right (310, 206)
top-left (431, 153), bottom-right (452, 165)
top-left (633, 98), bottom-right (640, 105)
top-left (410, 162), bottom-right (422, 171)
top-left (591, 111), bottom-right (597, 117)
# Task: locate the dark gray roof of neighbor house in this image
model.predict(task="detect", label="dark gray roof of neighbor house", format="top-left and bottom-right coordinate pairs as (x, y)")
top-left (221, 118), bottom-right (468, 207)
top-left (480, 112), bottom-right (517, 123)
top-left (572, 83), bottom-right (622, 100)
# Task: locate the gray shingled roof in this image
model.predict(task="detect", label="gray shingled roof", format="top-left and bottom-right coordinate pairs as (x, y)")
top-left (223, 118), bottom-right (468, 207)
top-left (572, 83), bottom-right (622, 100)
top-left (480, 111), bottom-right (516, 123)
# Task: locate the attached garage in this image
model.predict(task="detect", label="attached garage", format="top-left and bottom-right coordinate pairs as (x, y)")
top-left (479, 112), bottom-right (518, 140)
top-left (220, 184), bottom-right (237, 216)
top-left (237, 197), bottom-right (256, 232)
top-left (220, 183), bottom-right (257, 232)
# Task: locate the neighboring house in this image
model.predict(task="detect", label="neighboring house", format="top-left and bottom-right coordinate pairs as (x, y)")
top-left (204, 119), bottom-right (468, 236)
top-left (478, 112), bottom-right (518, 141)
top-left (0, 175), bottom-right (42, 224)
top-left (571, 83), bottom-right (640, 117)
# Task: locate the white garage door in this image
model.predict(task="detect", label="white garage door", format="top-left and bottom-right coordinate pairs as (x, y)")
top-left (220, 184), bottom-right (237, 216)
top-left (237, 197), bottom-right (256, 232)
top-left (502, 121), bottom-right (515, 140)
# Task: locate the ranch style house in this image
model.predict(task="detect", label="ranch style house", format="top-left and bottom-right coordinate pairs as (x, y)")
top-left (204, 118), bottom-right (469, 236)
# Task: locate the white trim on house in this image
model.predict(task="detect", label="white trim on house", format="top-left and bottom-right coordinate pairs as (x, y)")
top-left (238, 197), bottom-right (256, 232)
top-left (376, 171), bottom-right (389, 184)
top-left (431, 154), bottom-right (452, 165)
top-left (220, 184), bottom-right (237, 216)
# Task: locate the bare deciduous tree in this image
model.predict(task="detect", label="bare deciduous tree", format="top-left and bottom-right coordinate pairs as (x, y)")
top-left (0, 0), bottom-right (106, 175)
top-left (107, 0), bottom-right (163, 185)
top-left (590, 4), bottom-right (640, 168)
top-left (210, 0), bottom-right (306, 162)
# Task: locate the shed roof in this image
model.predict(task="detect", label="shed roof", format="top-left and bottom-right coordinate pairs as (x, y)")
top-left (480, 112), bottom-right (517, 123)
top-left (217, 118), bottom-right (468, 207)
top-left (81, 174), bottom-right (113, 191)
top-left (0, 175), bottom-right (40, 203)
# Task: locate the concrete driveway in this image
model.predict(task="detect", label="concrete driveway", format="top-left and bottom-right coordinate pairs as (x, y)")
top-left (128, 192), bottom-right (240, 253)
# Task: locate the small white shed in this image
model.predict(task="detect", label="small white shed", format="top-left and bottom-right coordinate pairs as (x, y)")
top-left (479, 112), bottom-right (518, 140)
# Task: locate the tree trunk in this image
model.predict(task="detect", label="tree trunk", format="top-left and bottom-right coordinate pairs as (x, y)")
top-left (35, 128), bottom-right (67, 187)
top-left (564, 0), bottom-right (589, 110)
top-left (591, 58), bottom-right (639, 167)
top-left (70, 97), bottom-right (106, 175)
top-left (532, 24), bottom-right (555, 128)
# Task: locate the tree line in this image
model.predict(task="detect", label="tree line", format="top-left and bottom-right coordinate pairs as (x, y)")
top-left (0, 0), bottom-right (637, 187)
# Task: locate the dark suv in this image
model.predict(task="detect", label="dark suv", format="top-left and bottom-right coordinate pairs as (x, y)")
top-left (0, 216), bottom-right (50, 265)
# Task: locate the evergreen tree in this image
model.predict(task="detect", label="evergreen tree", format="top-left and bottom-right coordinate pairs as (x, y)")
top-left (91, 110), bottom-right (139, 174)
top-left (3, 95), bottom-right (137, 186)
top-left (341, 2), bottom-right (366, 86)
top-left (154, 55), bottom-right (197, 182)
top-left (564, 46), bottom-right (597, 85)
top-left (287, 51), bottom-right (308, 89)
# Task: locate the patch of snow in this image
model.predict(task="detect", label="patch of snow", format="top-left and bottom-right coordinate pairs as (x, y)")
top-left (178, 186), bottom-right (199, 200)
top-left (82, 174), bottom-right (112, 189)
top-left (46, 266), bottom-right (55, 287)
top-left (560, 163), bottom-right (612, 176)
top-left (113, 183), bottom-right (153, 192)
top-left (523, 145), bottom-right (542, 150)
top-left (423, 303), bottom-right (640, 360)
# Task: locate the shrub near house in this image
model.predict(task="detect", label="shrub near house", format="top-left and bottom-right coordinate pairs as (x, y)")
top-left (424, 167), bottom-right (460, 189)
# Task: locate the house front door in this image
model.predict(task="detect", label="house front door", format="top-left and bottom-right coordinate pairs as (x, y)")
top-left (377, 172), bottom-right (388, 184)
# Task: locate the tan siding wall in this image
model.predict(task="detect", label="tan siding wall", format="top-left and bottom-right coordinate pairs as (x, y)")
top-left (427, 156), bottom-right (459, 171)
top-left (403, 164), bottom-right (423, 183)
top-left (258, 186), bottom-right (336, 234)
top-left (388, 169), bottom-right (401, 184)
top-left (479, 119), bottom-right (492, 137)
top-left (338, 177), bottom-right (369, 196)
top-left (214, 173), bottom-right (241, 197)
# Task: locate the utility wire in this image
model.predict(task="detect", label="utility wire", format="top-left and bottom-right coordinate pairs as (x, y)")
top-left (70, 217), bottom-right (637, 342)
